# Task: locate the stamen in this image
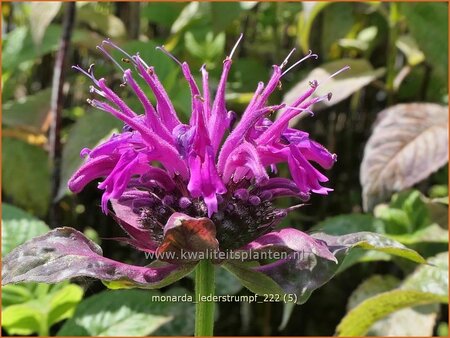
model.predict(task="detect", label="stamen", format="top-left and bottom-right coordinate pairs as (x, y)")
top-left (134, 54), bottom-right (150, 69)
top-left (281, 50), bottom-right (318, 77)
top-left (228, 33), bottom-right (244, 59)
top-left (89, 85), bottom-right (106, 98)
top-left (280, 48), bottom-right (296, 69)
top-left (87, 63), bottom-right (95, 74)
top-left (283, 106), bottom-right (314, 117)
top-left (309, 80), bottom-right (319, 88)
top-left (318, 65), bottom-right (351, 88)
top-left (101, 39), bottom-right (135, 61)
top-left (194, 94), bottom-right (205, 102)
top-left (97, 45), bottom-right (126, 73)
top-left (301, 92), bottom-right (332, 107)
top-left (156, 45), bottom-right (183, 67)
top-left (285, 203), bottom-right (308, 213)
top-left (330, 65), bottom-right (350, 79)
top-left (72, 65), bottom-right (99, 85)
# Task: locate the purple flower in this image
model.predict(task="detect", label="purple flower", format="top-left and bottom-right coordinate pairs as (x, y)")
top-left (69, 36), bottom-right (338, 219)
top-left (6, 36), bottom-right (421, 304)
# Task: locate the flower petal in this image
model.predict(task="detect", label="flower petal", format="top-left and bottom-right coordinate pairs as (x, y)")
top-left (2, 227), bottom-right (195, 288)
top-left (68, 154), bottom-right (118, 193)
top-left (222, 141), bottom-right (269, 185)
top-left (208, 59), bottom-right (232, 153)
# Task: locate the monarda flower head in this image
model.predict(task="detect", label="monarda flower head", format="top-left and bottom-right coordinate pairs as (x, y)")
top-left (2, 36), bottom-right (425, 304)
top-left (68, 35), bottom-right (339, 251)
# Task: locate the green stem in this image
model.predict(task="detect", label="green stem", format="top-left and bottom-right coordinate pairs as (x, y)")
top-left (386, 2), bottom-right (400, 105)
top-left (195, 260), bottom-right (215, 336)
top-left (38, 316), bottom-right (49, 336)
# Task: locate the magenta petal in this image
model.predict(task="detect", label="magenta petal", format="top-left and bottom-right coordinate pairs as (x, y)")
top-left (98, 151), bottom-right (150, 212)
top-left (222, 141), bottom-right (268, 185)
top-left (123, 69), bottom-right (173, 143)
top-left (68, 154), bottom-right (118, 193)
top-left (208, 59), bottom-right (232, 153)
top-left (133, 57), bottom-right (181, 131)
top-left (240, 227), bottom-right (337, 263)
top-left (187, 146), bottom-right (226, 217)
top-left (2, 227), bottom-right (195, 288)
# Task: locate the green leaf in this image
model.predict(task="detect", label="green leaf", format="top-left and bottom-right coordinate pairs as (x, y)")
top-left (311, 215), bottom-right (437, 271)
top-left (336, 248), bottom-right (391, 274)
top-left (142, 2), bottom-right (186, 28)
top-left (223, 262), bottom-right (284, 297)
top-left (2, 284), bottom-right (33, 308)
top-left (2, 24), bottom-right (102, 73)
top-left (2, 203), bottom-right (50, 257)
top-left (215, 267), bottom-right (242, 296)
top-left (3, 25), bottom-right (60, 72)
top-left (2, 89), bottom-right (52, 133)
top-left (402, 3), bottom-right (448, 89)
top-left (402, 252), bottom-right (448, 297)
top-left (210, 2), bottom-right (242, 32)
top-left (171, 2), bottom-right (201, 34)
top-left (2, 26), bottom-right (28, 72)
top-left (313, 232), bottom-right (427, 264)
top-left (230, 58), bottom-right (271, 92)
top-left (58, 288), bottom-right (195, 336)
top-left (297, 2), bottom-right (331, 53)
top-left (336, 290), bottom-right (446, 336)
top-left (2, 303), bottom-right (43, 336)
top-left (346, 275), bottom-right (439, 336)
top-left (337, 252), bottom-right (448, 336)
top-left (2, 138), bottom-right (51, 216)
top-left (312, 214), bottom-right (386, 235)
top-left (426, 197), bottom-right (448, 227)
top-left (29, 2), bottom-right (61, 46)
top-left (48, 284), bottom-right (84, 327)
top-left (321, 3), bottom-right (354, 58)
top-left (373, 190), bottom-right (448, 244)
top-left (387, 224), bottom-right (448, 245)
top-left (347, 275), bottom-right (401, 310)
top-left (58, 110), bottom-right (123, 199)
top-left (390, 190), bottom-right (429, 231)
top-left (184, 31), bottom-right (225, 63)
top-left (2, 283), bottom-right (83, 336)
top-left (396, 35), bottom-right (425, 66)
top-left (76, 4), bottom-right (126, 38)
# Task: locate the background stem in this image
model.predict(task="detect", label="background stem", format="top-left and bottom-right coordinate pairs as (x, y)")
top-left (48, 2), bottom-right (76, 227)
top-left (195, 260), bottom-right (215, 336)
top-left (386, 2), bottom-right (400, 105)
